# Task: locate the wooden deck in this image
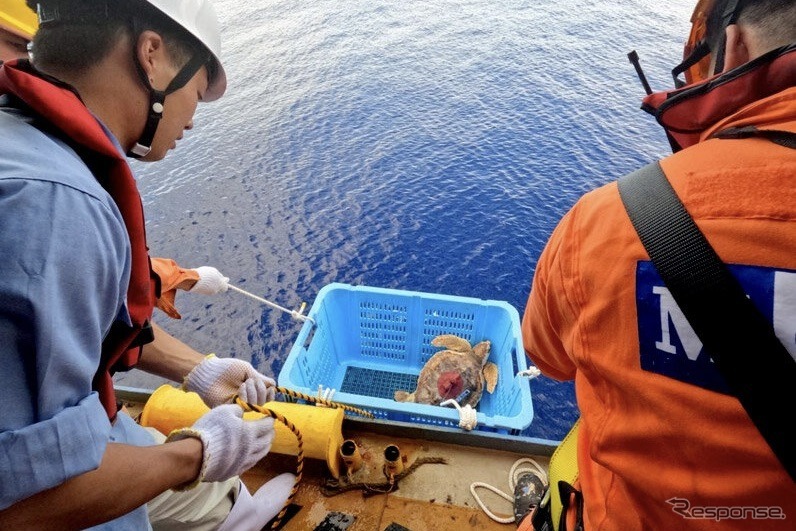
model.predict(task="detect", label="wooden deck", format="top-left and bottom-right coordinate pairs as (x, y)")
top-left (245, 426), bottom-right (551, 530)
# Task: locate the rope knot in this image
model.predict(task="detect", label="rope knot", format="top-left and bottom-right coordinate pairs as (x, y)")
top-left (440, 399), bottom-right (478, 430)
top-left (517, 367), bottom-right (542, 379)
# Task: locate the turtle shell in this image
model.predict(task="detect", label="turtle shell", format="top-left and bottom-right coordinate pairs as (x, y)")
top-left (393, 335), bottom-right (497, 408)
top-left (411, 349), bottom-right (484, 407)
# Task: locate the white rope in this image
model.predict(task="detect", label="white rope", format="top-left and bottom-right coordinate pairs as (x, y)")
top-left (469, 457), bottom-right (549, 524)
top-left (227, 284), bottom-right (315, 324)
top-left (469, 482), bottom-right (515, 524)
top-left (439, 399), bottom-right (478, 430)
top-left (517, 366), bottom-right (542, 379)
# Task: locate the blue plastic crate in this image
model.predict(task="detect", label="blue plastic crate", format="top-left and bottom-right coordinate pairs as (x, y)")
top-left (278, 283), bottom-right (534, 433)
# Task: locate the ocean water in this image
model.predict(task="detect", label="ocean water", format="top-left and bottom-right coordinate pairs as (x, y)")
top-left (117, 0), bottom-right (695, 441)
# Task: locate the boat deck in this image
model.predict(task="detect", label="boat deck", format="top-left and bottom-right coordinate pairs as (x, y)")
top-left (119, 387), bottom-right (555, 531)
top-left (247, 426), bottom-right (550, 530)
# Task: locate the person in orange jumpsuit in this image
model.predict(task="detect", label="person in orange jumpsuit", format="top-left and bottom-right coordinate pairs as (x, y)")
top-left (520, 0), bottom-right (796, 529)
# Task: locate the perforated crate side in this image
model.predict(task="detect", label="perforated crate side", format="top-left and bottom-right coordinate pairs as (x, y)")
top-left (293, 310), bottom-right (338, 390)
top-left (357, 296), bottom-right (410, 363)
top-left (418, 301), bottom-right (481, 365)
top-left (484, 306), bottom-right (524, 419)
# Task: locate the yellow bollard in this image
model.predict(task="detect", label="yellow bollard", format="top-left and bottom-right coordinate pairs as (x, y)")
top-left (383, 444), bottom-right (405, 478)
top-left (139, 384), bottom-right (345, 478)
top-left (339, 439), bottom-right (364, 476)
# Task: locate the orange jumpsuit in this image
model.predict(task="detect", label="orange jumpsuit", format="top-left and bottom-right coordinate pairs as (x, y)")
top-left (522, 74), bottom-right (796, 528)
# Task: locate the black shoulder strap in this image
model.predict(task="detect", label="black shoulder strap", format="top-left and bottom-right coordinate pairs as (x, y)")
top-left (712, 126), bottom-right (796, 149)
top-left (618, 161), bottom-right (796, 482)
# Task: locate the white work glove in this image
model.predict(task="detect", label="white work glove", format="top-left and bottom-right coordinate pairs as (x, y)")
top-left (184, 355), bottom-right (276, 407)
top-left (190, 266), bottom-right (230, 295)
top-left (166, 404), bottom-right (275, 485)
top-left (218, 475), bottom-right (296, 531)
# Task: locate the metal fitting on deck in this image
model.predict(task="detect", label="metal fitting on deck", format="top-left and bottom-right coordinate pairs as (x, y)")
top-left (383, 444), bottom-right (405, 479)
top-left (339, 439), bottom-right (364, 476)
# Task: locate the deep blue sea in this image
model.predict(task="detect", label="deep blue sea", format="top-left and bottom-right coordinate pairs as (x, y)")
top-left (116, 0), bottom-right (695, 441)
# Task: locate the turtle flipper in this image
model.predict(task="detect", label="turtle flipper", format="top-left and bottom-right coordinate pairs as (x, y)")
top-left (394, 390), bottom-right (416, 402)
top-left (473, 340), bottom-right (491, 363)
top-left (483, 362), bottom-right (499, 393)
top-left (431, 334), bottom-right (472, 352)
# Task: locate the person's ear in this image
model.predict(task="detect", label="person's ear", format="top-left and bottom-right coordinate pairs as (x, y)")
top-left (721, 24), bottom-right (751, 72)
top-left (135, 30), bottom-right (167, 86)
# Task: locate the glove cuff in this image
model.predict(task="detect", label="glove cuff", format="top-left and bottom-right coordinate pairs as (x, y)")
top-left (165, 428), bottom-right (207, 491)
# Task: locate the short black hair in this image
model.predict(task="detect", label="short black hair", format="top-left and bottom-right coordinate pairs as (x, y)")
top-left (27, 0), bottom-right (200, 74)
top-left (706, 0), bottom-right (796, 53)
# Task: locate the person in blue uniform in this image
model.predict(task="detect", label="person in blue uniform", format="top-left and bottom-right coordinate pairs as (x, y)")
top-left (0, 1), bottom-right (293, 529)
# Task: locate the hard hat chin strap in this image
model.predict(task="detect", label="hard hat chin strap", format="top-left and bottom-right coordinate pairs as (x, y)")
top-left (128, 83), bottom-right (166, 158)
top-left (128, 33), bottom-right (209, 158)
top-left (671, 40), bottom-right (711, 88)
top-left (671, 0), bottom-right (741, 88)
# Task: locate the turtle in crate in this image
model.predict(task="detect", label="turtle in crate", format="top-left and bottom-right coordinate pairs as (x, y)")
top-left (394, 334), bottom-right (499, 408)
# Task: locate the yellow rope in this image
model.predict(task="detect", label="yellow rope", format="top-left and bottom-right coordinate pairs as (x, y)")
top-left (275, 386), bottom-right (374, 418)
top-left (235, 398), bottom-right (304, 530)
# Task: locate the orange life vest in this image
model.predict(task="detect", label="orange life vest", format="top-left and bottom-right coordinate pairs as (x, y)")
top-left (642, 44), bottom-right (796, 151)
top-left (0, 60), bottom-right (156, 420)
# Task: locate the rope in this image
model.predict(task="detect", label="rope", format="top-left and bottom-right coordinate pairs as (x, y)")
top-left (227, 284), bottom-right (315, 324)
top-left (469, 457), bottom-right (549, 524)
top-left (232, 388), bottom-right (373, 527)
top-left (276, 386), bottom-right (374, 418)
top-left (321, 457), bottom-right (447, 497)
top-left (235, 397), bottom-right (304, 531)
top-left (517, 367), bottom-right (542, 379)
top-left (439, 399), bottom-right (478, 430)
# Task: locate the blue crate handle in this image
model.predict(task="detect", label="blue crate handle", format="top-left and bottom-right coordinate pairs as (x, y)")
top-left (294, 311), bottom-right (318, 352)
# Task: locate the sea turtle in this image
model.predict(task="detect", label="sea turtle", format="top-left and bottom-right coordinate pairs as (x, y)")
top-left (394, 334), bottom-right (499, 408)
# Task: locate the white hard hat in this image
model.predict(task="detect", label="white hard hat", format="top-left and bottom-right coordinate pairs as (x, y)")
top-left (145, 0), bottom-right (226, 101)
